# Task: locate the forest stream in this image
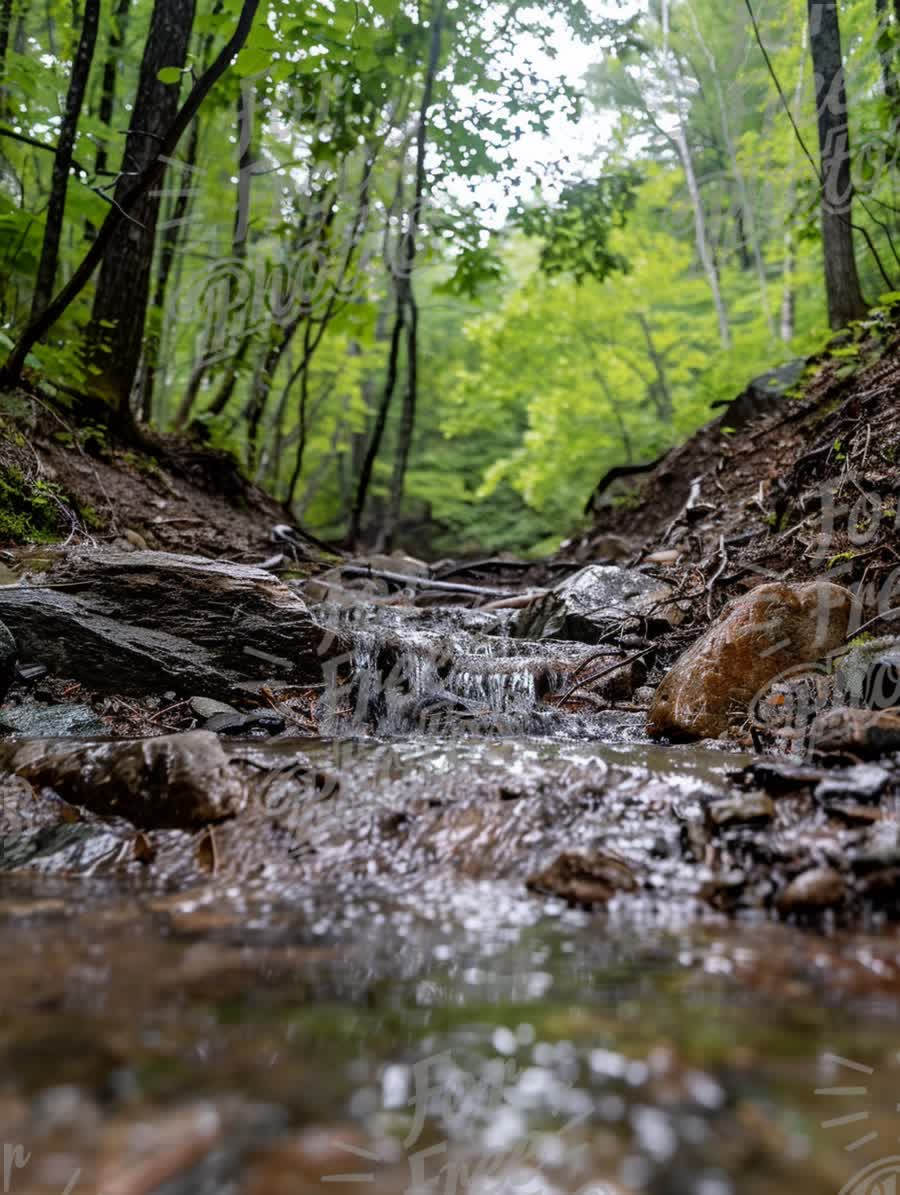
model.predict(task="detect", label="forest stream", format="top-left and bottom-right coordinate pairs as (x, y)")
top-left (2, 559), bottom-right (900, 1195)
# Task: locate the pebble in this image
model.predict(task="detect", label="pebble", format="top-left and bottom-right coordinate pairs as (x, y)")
top-left (706, 792), bottom-right (775, 830)
top-left (777, 867), bottom-right (846, 915)
top-left (814, 764), bottom-right (891, 804)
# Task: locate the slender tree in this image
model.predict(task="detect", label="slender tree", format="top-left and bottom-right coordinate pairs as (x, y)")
top-left (30, 0), bottom-right (100, 318)
top-left (807, 0), bottom-right (867, 327)
top-left (89, 0), bottom-right (197, 413)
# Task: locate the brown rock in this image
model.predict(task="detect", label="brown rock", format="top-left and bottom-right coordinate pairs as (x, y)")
top-left (0, 731), bottom-right (245, 829)
top-left (810, 707), bottom-right (900, 758)
top-left (776, 867), bottom-right (846, 915)
top-left (526, 849), bottom-right (638, 907)
top-left (648, 582), bottom-right (854, 740)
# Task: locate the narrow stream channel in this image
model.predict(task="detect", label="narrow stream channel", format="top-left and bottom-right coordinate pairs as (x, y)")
top-left (1, 596), bottom-right (899, 1195)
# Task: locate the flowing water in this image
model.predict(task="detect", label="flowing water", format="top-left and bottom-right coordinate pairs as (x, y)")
top-left (2, 597), bottom-right (900, 1195)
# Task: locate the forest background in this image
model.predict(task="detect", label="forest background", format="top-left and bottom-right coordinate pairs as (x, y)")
top-left (1, 0), bottom-right (898, 555)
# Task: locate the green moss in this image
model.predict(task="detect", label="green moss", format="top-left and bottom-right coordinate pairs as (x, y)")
top-left (0, 467), bottom-right (65, 544)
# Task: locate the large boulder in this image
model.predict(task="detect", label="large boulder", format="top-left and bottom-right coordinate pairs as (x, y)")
top-left (648, 581), bottom-right (854, 740)
top-left (0, 549), bottom-right (347, 700)
top-left (0, 731), bottom-right (245, 828)
top-left (512, 565), bottom-right (674, 643)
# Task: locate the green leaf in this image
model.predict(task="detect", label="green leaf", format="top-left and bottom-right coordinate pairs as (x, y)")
top-left (157, 67), bottom-right (183, 84)
top-left (235, 46), bottom-right (272, 76)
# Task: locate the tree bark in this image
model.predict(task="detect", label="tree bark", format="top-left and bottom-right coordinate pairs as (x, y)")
top-left (94, 0), bottom-right (132, 178)
top-left (354, 3), bottom-right (444, 548)
top-left (876, 0), bottom-right (899, 109)
top-left (807, 0), bottom-right (868, 328)
top-left (139, 111), bottom-right (201, 422)
top-left (0, 0), bottom-right (260, 390)
top-left (89, 0), bottom-right (196, 414)
top-left (30, 0), bottom-right (100, 319)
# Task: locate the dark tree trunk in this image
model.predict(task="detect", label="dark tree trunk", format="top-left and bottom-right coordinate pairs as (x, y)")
top-left (139, 111), bottom-right (200, 422)
top-left (94, 0), bottom-right (132, 178)
top-left (0, 0), bottom-right (259, 390)
top-left (876, 0), bottom-right (899, 109)
top-left (0, 0), bottom-right (15, 117)
top-left (353, 4), bottom-right (444, 547)
top-left (807, 0), bottom-right (868, 328)
top-left (89, 0), bottom-right (196, 415)
top-left (30, 0), bottom-right (100, 319)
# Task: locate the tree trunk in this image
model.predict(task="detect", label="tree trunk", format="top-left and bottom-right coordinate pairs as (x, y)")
top-left (661, 0), bottom-right (730, 349)
top-left (30, 0), bottom-right (100, 319)
top-left (359, 3), bottom-right (444, 549)
top-left (807, 0), bottom-right (868, 328)
top-left (0, 0), bottom-right (259, 390)
top-left (139, 111), bottom-right (201, 422)
top-left (89, 0), bottom-right (196, 416)
top-left (0, 0), bottom-right (15, 118)
top-left (876, 0), bottom-right (899, 109)
top-left (686, 0), bottom-right (774, 338)
top-left (94, 0), bottom-right (131, 178)
top-left (635, 313), bottom-right (673, 421)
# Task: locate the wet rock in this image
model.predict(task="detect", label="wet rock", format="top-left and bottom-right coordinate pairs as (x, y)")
top-left (776, 867), bottom-right (846, 916)
top-left (0, 731), bottom-right (245, 829)
top-left (190, 696), bottom-right (239, 719)
top-left (512, 565), bottom-right (674, 644)
top-left (205, 709), bottom-right (286, 738)
top-left (0, 617), bottom-right (16, 702)
top-left (834, 636), bottom-right (900, 710)
top-left (810, 707), bottom-right (900, 758)
top-left (706, 792), bottom-right (775, 830)
top-left (814, 764), bottom-right (891, 804)
top-left (0, 549), bottom-right (347, 700)
top-left (711, 359), bottom-right (805, 426)
top-left (0, 702), bottom-right (107, 738)
top-left (526, 849), bottom-right (638, 907)
top-left (739, 760), bottom-right (831, 793)
top-left (648, 582), bottom-right (854, 740)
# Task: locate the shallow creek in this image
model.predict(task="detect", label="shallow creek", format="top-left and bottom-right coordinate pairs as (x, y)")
top-left (2, 597), bottom-right (900, 1195)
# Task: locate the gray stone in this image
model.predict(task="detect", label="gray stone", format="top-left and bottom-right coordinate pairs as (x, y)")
top-left (512, 566), bottom-right (674, 644)
top-left (814, 764), bottom-right (891, 804)
top-left (0, 549), bottom-right (348, 700)
top-left (834, 637), bottom-right (900, 709)
top-left (0, 703), bottom-right (107, 739)
top-left (0, 618), bottom-right (16, 703)
top-left (190, 696), bottom-right (239, 720)
top-left (205, 710), bottom-right (286, 738)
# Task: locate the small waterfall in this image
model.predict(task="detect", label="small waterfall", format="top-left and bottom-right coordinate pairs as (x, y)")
top-left (313, 600), bottom-right (587, 738)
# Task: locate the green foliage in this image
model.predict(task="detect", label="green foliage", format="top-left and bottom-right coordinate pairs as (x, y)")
top-left (1, 0), bottom-right (898, 553)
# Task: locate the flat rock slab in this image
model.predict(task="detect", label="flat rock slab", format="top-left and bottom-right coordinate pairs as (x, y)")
top-left (0, 549), bottom-right (348, 700)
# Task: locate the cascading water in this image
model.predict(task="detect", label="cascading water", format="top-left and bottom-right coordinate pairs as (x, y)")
top-left (313, 599), bottom-right (642, 740)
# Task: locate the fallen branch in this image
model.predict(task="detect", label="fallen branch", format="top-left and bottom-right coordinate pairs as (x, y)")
top-left (339, 565), bottom-right (525, 600)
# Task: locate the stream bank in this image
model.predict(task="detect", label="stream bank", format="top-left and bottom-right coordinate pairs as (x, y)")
top-left (2, 337), bottom-right (900, 1192)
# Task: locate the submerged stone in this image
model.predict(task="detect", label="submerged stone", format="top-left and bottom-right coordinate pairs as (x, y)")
top-left (526, 849), bottom-right (638, 907)
top-left (648, 581), bottom-right (854, 740)
top-left (776, 867), bottom-right (846, 915)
